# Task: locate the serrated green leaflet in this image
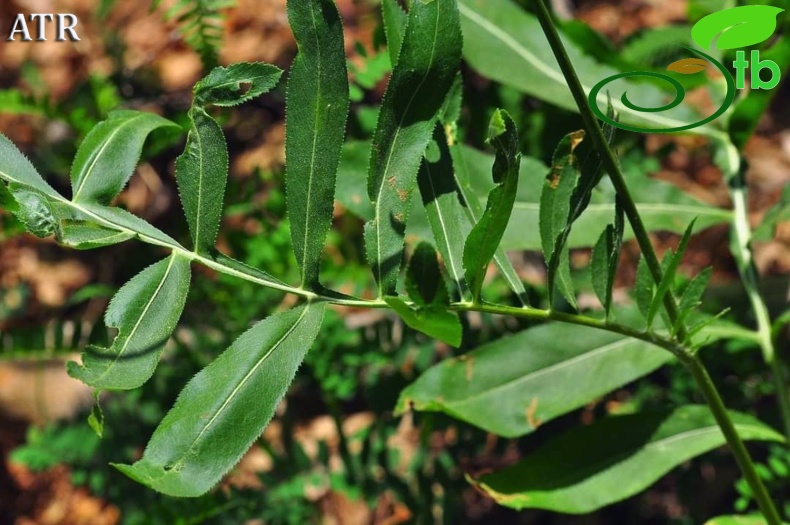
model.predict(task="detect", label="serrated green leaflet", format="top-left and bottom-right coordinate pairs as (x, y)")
top-left (540, 131), bottom-right (585, 308)
top-left (457, 0), bottom-right (727, 140)
top-left (67, 254), bottom-right (191, 390)
top-left (475, 406), bottom-right (783, 514)
top-left (71, 110), bottom-right (177, 204)
top-left (677, 267), bottom-right (713, 334)
top-left (176, 107), bottom-right (228, 253)
top-left (464, 110), bottom-right (521, 304)
top-left (115, 303), bottom-right (326, 497)
top-left (591, 201), bottom-right (624, 317)
top-left (286, 0), bottom-right (350, 288)
top-left (0, 134), bottom-right (59, 198)
top-left (194, 62), bottom-right (283, 107)
top-left (647, 220), bottom-right (696, 327)
top-left (397, 315), bottom-right (673, 437)
top-left (418, 127), bottom-right (469, 300)
top-left (365, 0), bottom-right (463, 296)
top-left (382, 0), bottom-right (407, 66)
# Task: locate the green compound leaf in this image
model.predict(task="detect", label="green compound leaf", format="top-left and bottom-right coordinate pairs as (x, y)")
top-left (176, 107), bottom-right (228, 254)
top-left (115, 302), bottom-right (326, 497)
top-left (397, 314), bottom-right (673, 438)
top-left (418, 127), bottom-right (469, 301)
top-left (68, 254), bottom-right (191, 390)
top-left (463, 110), bottom-right (521, 303)
top-left (540, 131), bottom-right (585, 309)
top-left (382, 0), bottom-right (408, 66)
top-left (194, 62), bottom-right (283, 107)
top-left (691, 5), bottom-right (785, 51)
top-left (71, 110), bottom-right (177, 205)
top-left (365, 0), bottom-right (463, 296)
top-left (475, 406), bottom-right (783, 514)
top-left (286, 0), bottom-right (350, 288)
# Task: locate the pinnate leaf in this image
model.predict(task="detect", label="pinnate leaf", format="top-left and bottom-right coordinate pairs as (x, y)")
top-left (115, 303), bottom-right (326, 497)
top-left (67, 255), bottom-right (191, 390)
top-left (365, 0), bottom-right (463, 296)
top-left (463, 110), bottom-right (521, 303)
top-left (71, 110), bottom-right (177, 204)
top-left (286, 0), bottom-right (350, 288)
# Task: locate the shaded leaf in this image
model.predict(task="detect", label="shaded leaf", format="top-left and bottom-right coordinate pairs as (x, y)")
top-left (635, 255), bottom-right (655, 321)
top-left (382, 0), bottom-right (408, 66)
top-left (115, 303), bottom-right (326, 497)
top-left (591, 201), bottom-right (624, 317)
top-left (475, 406), bottom-right (783, 513)
top-left (397, 315), bottom-right (673, 438)
top-left (540, 131), bottom-right (585, 308)
top-left (71, 110), bottom-right (177, 205)
top-left (67, 255), bottom-right (191, 390)
top-left (58, 221), bottom-right (135, 250)
top-left (365, 0), bottom-right (463, 296)
top-left (691, 5), bottom-right (784, 51)
top-left (463, 110), bottom-right (521, 303)
top-left (406, 242), bottom-right (449, 308)
top-left (386, 297), bottom-right (462, 347)
top-left (647, 220), bottom-right (697, 327)
top-left (194, 62), bottom-right (283, 107)
top-left (286, 0), bottom-right (350, 288)
top-left (677, 267), bottom-right (713, 333)
top-left (418, 127), bottom-right (470, 301)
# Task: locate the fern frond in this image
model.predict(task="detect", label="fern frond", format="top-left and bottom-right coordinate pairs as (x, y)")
top-left (156, 0), bottom-right (236, 69)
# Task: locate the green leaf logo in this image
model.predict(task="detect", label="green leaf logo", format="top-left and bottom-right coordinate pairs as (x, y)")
top-left (691, 5), bottom-right (785, 50)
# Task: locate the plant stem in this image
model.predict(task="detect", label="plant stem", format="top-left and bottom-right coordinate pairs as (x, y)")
top-left (683, 354), bottom-right (783, 525)
top-left (529, 0), bottom-right (782, 519)
top-left (529, 0), bottom-right (687, 341)
top-left (730, 172), bottom-right (790, 440)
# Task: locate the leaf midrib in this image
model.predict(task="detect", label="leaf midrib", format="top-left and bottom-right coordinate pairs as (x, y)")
top-left (373, 4), bottom-right (442, 295)
top-left (166, 304), bottom-right (312, 475)
top-left (73, 113), bottom-right (147, 202)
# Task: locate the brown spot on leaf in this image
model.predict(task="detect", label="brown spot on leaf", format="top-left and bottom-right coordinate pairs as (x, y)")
top-left (387, 176), bottom-right (397, 188)
top-left (397, 189), bottom-right (410, 202)
top-left (666, 58), bottom-right (708, 74)
top-left (526, 398), bottom-right (542, 429)
top-left (569, 130), bottom-right (585, 152)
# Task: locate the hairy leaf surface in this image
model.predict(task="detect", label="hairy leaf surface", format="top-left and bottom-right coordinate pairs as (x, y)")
top-left (365, 0), bottom-right (463, 296)
top-left (68, 255), bottom-right (191, 390)
top-left (286, 0), bottom-right (350, 288)
top-left (115, 303), bottom-right (326, 497)
top-left (474, 406), bottom-right (783, 513)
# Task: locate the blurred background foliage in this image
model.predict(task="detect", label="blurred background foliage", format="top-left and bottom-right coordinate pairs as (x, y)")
top-left (0, 0), bottom-right (788, 523)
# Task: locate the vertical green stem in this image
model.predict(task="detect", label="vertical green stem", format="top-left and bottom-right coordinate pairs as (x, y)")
top-left (529, 0), bottom-right (783, 520)
top-left (730, 173), bottom-right (790, 440)
top-left (529, 0), bottom-right (687, 340)
top-left (684, 354), bottom-right (783, 525)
